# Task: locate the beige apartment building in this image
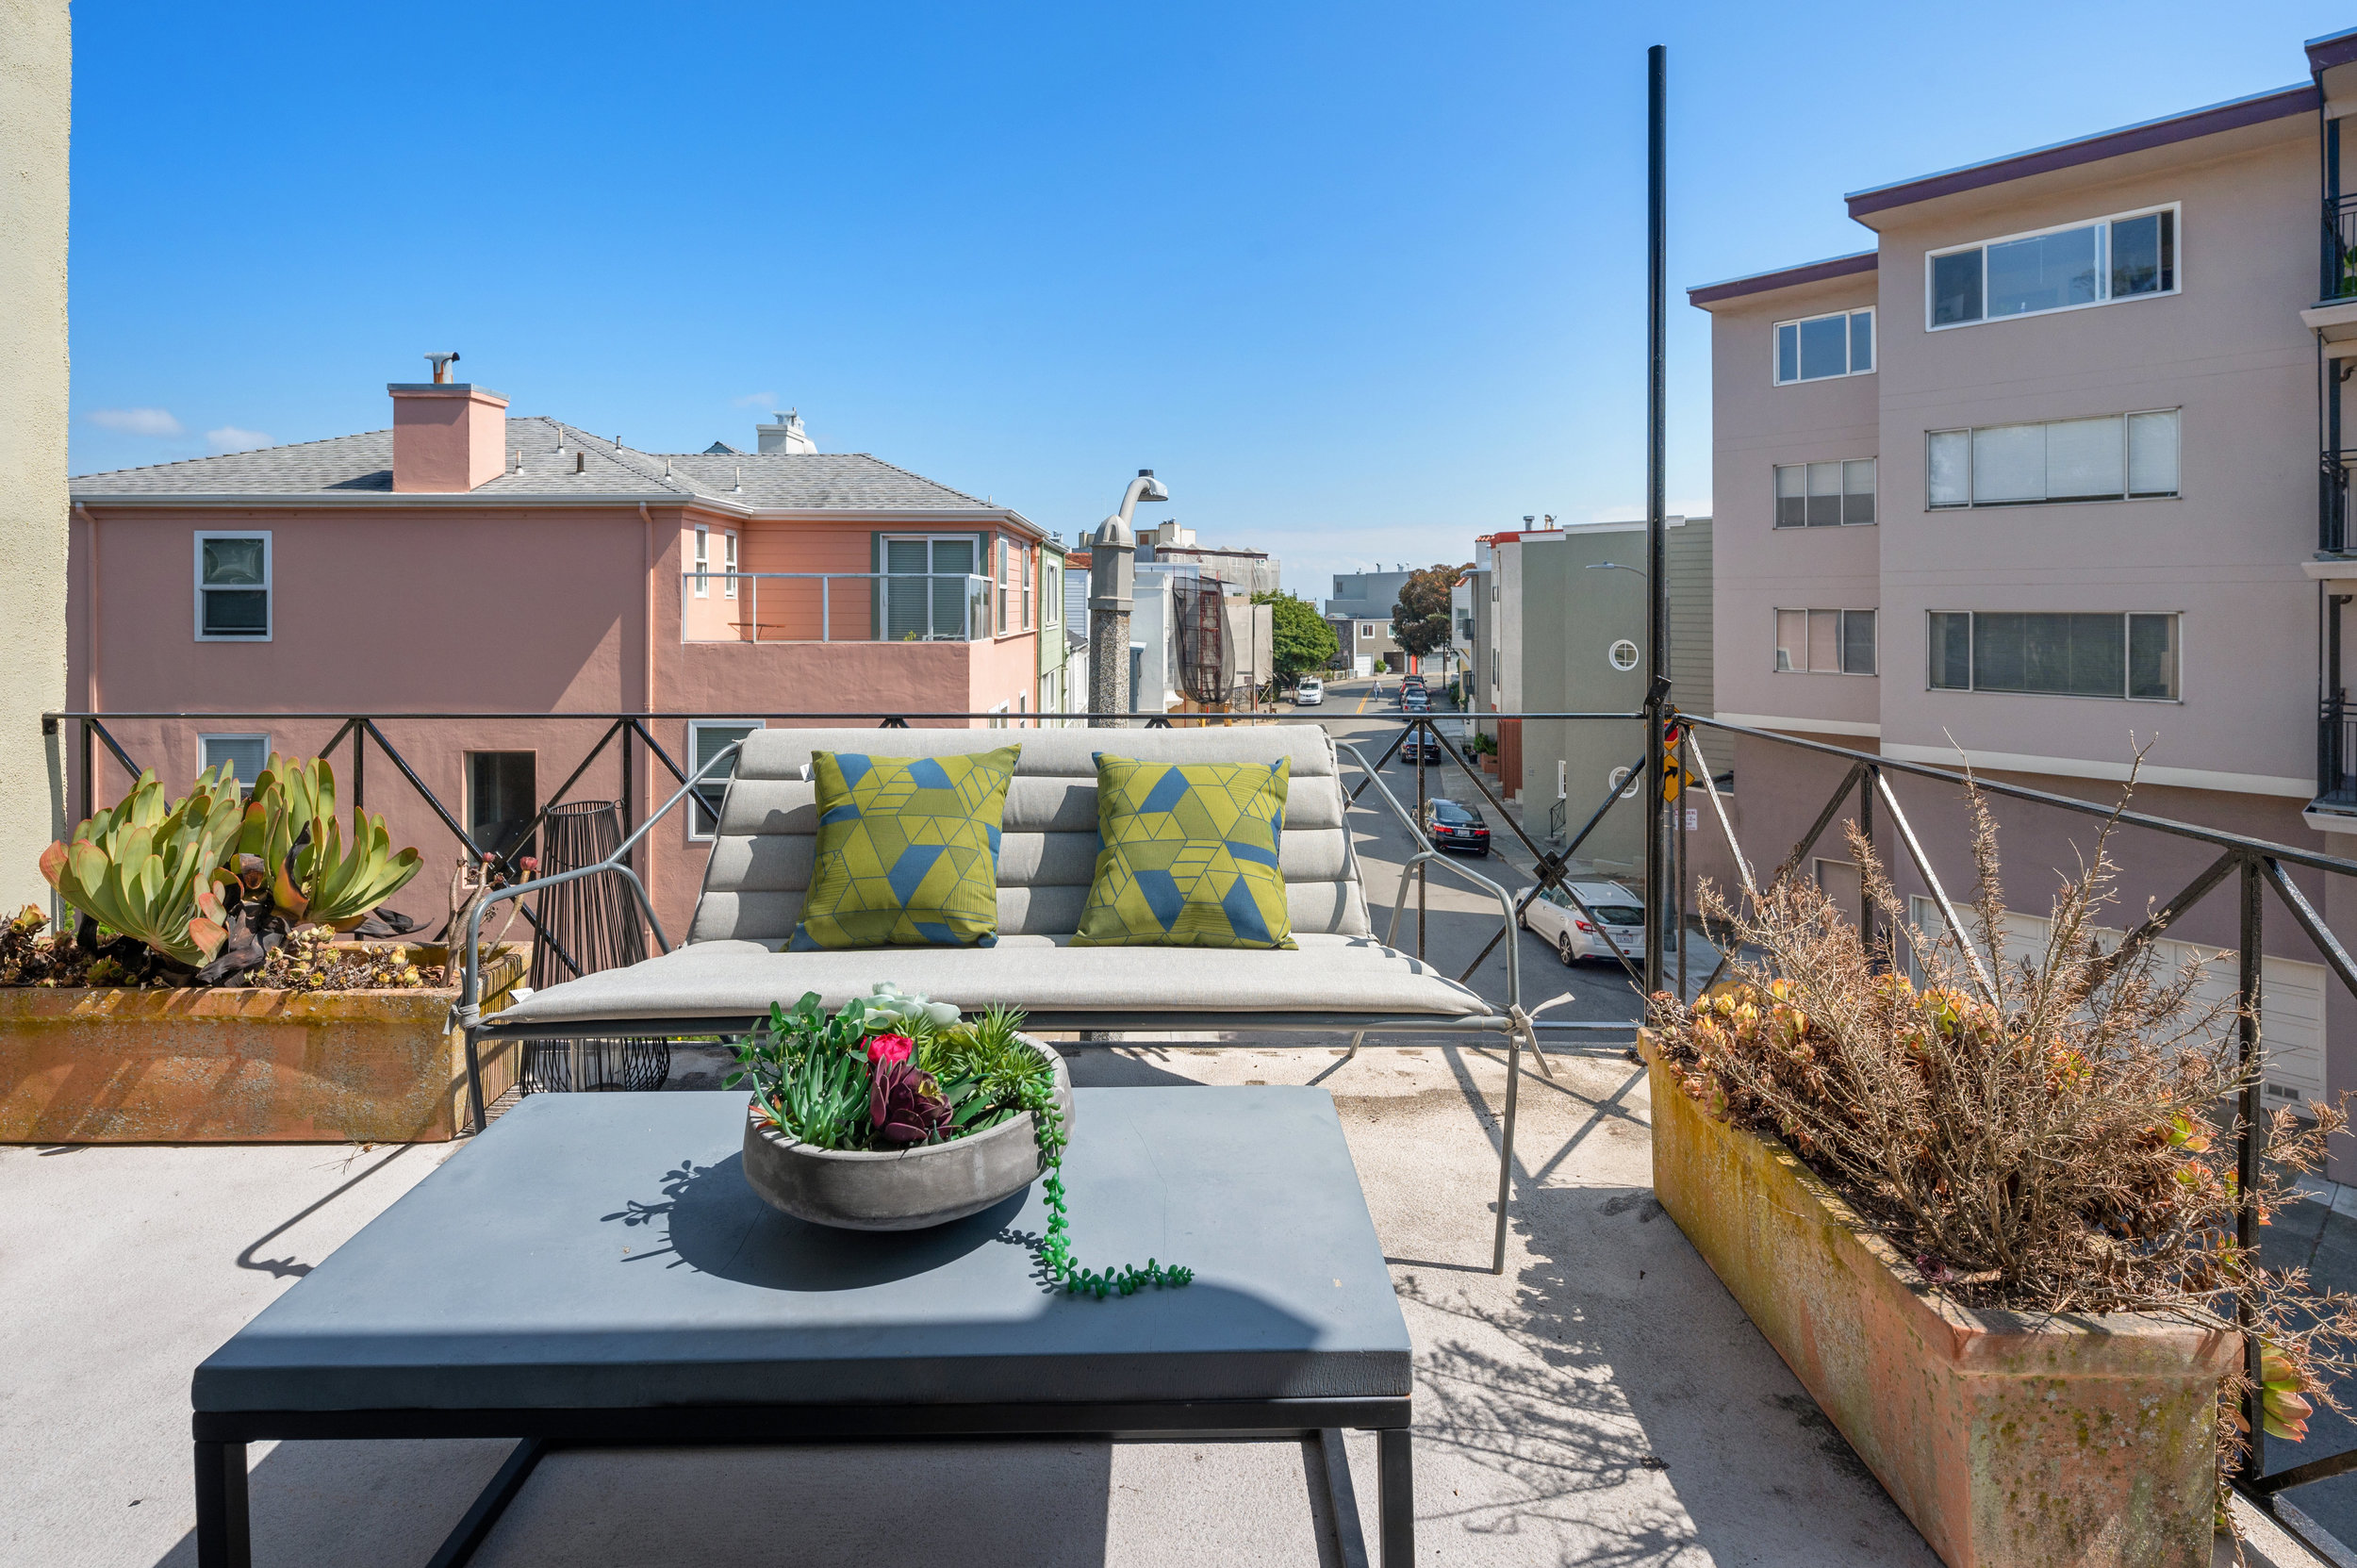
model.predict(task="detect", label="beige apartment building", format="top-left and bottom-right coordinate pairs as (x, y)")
top-left (1692, 27), bottom-right (2357, 1167)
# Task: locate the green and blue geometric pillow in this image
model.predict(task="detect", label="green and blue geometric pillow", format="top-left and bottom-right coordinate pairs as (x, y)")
top-left (789, 747), bottom-right (1019, 949)
top-left (1072, 754), bottom-right (1295, 949)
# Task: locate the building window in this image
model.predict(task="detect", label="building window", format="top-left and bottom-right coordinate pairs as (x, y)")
top-left (1044, 564), bottom-right (1062, 628)
top-left (195, 533), bottom-right (271, 640)
top-left (722, 530), bottom-right (737, 599)
top-left (1928, 206), bottom-right (2177, 330)
top-left (1927, 410), bottom-right (2179, 508)
top-left (686, 720), bottom-right (763, 838)
top-left (1927, 611), bottom-right (2178, 701)
top-left (1021, 548), bottom-right (1034, 630)
top-left (1774, 459), bottom-right (1875, 527)
top-left (692, 526), bottom-right (710, 598)
top-left (1773, 308), bottom-right (1873, 385)
top-left (1774, 608), bottom-right (1876, 675)
top-left (997, 538), bottom-right (1012, 635)
top-left (882, 536), bottom-right (981, 640)
top-left (465, 751), bottom-right (537, 863)
top-left (198, 733), bottom-right (271, 791)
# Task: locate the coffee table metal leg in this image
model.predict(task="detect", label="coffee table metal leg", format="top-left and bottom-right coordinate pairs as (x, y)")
top-left (425, 1437), bottom-right (550, 1568)
top-left (1377, 1428), bottom-right (1413, 1566)
top-left (194, 1440), bottom-right (251, 1568)
top-left (1315, 1429), bottom-right (1371, 1568)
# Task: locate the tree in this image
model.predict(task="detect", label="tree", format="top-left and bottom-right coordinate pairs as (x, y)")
top-left (1254, 591), bottom-right (1339, 679)
top-left (1392, 564), bottom-right (1465, 663)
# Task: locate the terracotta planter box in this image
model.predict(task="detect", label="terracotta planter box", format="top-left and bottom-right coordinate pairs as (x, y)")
top-left (0, 946), bottom-right (525, 1146)
top-left (1639, 1034), bottom-right (2234, 1568)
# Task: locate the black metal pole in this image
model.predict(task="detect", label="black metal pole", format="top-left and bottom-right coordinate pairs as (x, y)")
top-left (1641, 42), bottom-right (1669, 1004)
top-left (2238, 853), bottom-right (2267, 1485)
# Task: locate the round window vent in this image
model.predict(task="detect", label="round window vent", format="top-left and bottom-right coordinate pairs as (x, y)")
top-left (1607, 638), bottom-right (1640, 672)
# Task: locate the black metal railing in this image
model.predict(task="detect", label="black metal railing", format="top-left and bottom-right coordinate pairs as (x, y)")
top-left (2323, 193), bottom-right (2357, 302)
top-left (2323, 452), bottom-right (2352, 555)
top-left (2321, 697), bottom-right (2357, 809)
top-left (39, 700), bottom-right (2357, 1507)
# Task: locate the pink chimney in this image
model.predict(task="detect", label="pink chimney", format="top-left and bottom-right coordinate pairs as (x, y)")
top-left (389, 352), bottom-right (508, 492)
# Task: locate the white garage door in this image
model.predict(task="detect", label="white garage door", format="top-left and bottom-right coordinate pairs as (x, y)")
top-left (1907, 899), bottom-right (2327, 1111)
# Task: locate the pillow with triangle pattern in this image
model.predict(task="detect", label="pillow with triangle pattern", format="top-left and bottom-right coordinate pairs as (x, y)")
top-left (1072, 754), bottom-right (1294, 949)
top-left (788, 747), bottom-right (1018, 949)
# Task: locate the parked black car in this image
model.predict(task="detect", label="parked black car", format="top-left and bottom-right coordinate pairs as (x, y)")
top-left (1420, 797), bottom-right (1491, 854)
top-left (1397, 731), bottom-right (1447, 765)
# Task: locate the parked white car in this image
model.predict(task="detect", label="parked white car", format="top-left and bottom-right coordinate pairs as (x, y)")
top-left (1294, 677), bottom-right (1324, 706)
top-left (1517, 879), bottom-right (1647, 966)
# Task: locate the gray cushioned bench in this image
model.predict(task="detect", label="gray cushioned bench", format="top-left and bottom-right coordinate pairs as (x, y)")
top-left (465, 725), bottom-right (1536, 1269)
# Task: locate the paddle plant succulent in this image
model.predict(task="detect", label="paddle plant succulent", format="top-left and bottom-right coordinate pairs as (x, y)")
top-left (40, 765), bottom-right (244, 973)
top-left (34, 753), bottom-right (424, 986)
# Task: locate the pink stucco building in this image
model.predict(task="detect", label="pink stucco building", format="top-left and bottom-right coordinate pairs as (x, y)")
top-left (1691, 27), bottom-right (2357, 1175)
top-left (64, 374), bottom-right (1050, 939)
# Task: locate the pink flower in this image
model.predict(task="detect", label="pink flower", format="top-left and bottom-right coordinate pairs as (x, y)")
top-left (865, 1032), bottom-right (914, 1067)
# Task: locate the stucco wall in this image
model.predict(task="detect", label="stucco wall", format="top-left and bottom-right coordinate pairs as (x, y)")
top-left (1867, 122), bottom-right (2316, 794)
top-left (1703, 273), bottom-right (1882, 739)
top-left (2, 2), bottom-right (69, 909)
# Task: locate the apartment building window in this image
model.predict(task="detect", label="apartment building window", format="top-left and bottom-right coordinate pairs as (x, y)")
top-left (1021, 549), bottom-right (1034, 630)
top-left (1044, 563), bottom-right (1061, 628)
top-left (692, 526), bottom-right (710, 598)
top-left (686, 720), bottom-right (763, 838)
top-left (1928, 611), bottom-right (2178, 701)
top-left (996, 538), bottom-right (1012, 635)
top-left (1927, 410), bottom-right (2179, 507)
top-left (722, 530), bottom-right (737, 599)
top-left (1774, 459), bottom-right (1876, 527)
top-left (195, 533), bottom-right (271, 639)
top-left (198, 734), bottom-right (271, 791)
top-left (466, 751), bottom-right (537, 862)
top-left (882, 536), bottom-right (979, 639)
top-left (1773, 308), bottom-right (1873, 384)
top-left (1774, 608), bottom-right (1876, 675)
top-left (1928, 205), bottom-right (2177, 329)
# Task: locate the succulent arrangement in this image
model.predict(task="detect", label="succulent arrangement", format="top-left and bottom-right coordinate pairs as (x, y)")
top-left (729, 985), bottom-right (1193, 1298)
top-left (33, 754), bottom-right (424, 987)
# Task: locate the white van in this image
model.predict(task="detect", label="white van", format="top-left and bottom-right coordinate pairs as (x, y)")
top-left (1294, 677), bottom-right (1324, 706)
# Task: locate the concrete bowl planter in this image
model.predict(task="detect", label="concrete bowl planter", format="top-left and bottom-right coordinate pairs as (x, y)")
top-left (1637, 1032), bottom-right (2237, 1568)
top-left (742, 1038), bottom-right (1074, 1231)
top-left (0, 946), bottom-right (525, 1146)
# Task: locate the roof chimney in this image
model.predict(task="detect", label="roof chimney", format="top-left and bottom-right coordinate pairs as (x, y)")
top-left (755, 408), bottom-right (816, 454)
top-left (388, 354), bottom-right (508, 491)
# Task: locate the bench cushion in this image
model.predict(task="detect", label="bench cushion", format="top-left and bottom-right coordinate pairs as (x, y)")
top-left (688, 728), bottom-right (1370, 947)
top-left (492, 933), bottom-right (1492, 1028)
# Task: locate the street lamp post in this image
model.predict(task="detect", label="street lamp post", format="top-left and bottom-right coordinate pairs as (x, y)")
top-left (1087, 470), bottom-right (1170, 726)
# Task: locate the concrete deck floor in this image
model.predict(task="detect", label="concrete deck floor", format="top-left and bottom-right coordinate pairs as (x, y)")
top-left (0, 1037), bottom-right (2328, 1567)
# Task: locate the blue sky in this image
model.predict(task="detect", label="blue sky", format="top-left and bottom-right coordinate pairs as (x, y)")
top-left (68, 1), bottom-right (2355, 597)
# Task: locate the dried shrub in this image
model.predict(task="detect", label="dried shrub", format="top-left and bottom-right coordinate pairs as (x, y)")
top-left (1648, 774), bottom-right (2357, 1477)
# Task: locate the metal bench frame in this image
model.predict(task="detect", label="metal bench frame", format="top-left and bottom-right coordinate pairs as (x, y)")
top-left (462, 735), bottom-right (1543, 1273)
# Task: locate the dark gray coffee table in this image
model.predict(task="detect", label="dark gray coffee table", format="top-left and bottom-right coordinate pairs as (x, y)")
top-left (192, 1086), bottom-right (1415, 1566)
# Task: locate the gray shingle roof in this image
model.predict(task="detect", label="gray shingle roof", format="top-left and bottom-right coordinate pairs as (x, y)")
top-left (73, 416), bottom-right (1002, 515)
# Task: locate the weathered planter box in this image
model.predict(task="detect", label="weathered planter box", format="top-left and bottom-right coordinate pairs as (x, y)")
top-left (1639, 1034), bottom-right (2236, 1568)
top-left (0, 947), bottom-right (525, 1146)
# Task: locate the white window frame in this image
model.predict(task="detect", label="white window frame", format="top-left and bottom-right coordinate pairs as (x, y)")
top-left (1772, 306), bottom-right (1874, 386)
top-left (685, 718), bottom-right (765, 840)
top-left (1773, 607), bottom-right (1878, 676)
top-left (198, 733), bottom-right (272, 792)
top-left (1925, 202), bottom-right (2181, 333)
top-left (1043, 563), bottom-right (1062, 628)
top-left (722, 529), bottom-right (737, 599)
top-left (1925, 409), bottom-right (2181, 509)
top-left (692, 526), bottom-right (710, 598)
top-left (1924, 609), bottom-right (2182, 702)
top-left (194, 530), bottom-right (272, 642)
